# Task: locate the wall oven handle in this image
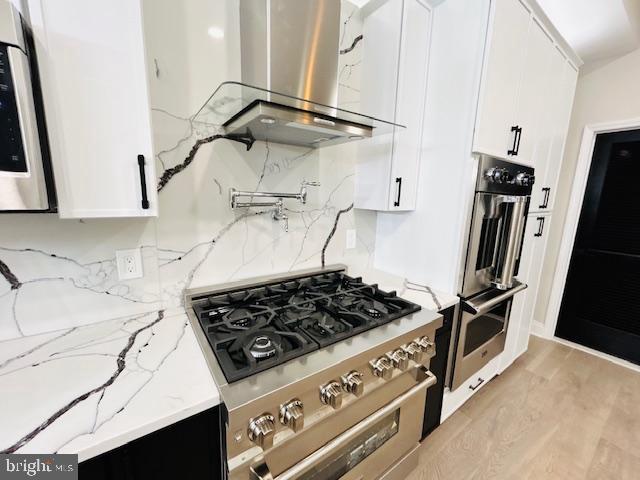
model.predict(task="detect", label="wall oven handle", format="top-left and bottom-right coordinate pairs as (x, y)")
top-left (251, 367), bottom-right (437, 480)
top-left (463, 281), bottom-right (527, 316)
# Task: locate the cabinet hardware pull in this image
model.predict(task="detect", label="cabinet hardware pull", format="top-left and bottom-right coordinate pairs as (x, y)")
top-left (538, 187), bottom-right (550, 209)
top-left (508, 126), bottom-right (519, 155)
top-left (469, 377), bottom-right (485, 391)
top-left (393, 177), bottom-right (402, 207)
top-left (137, 154), bottom-right (150, 210)
top-left (515, 126), bottom-right (523, 155)
top-left (534, 216), bottom-right (545, 237)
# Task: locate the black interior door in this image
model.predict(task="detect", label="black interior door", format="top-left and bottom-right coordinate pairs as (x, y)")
top-left (556, 129), bottom-right (640, 363)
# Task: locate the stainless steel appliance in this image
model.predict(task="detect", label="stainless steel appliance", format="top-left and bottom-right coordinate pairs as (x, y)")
top-left (0, 1), bottom-right (55, 212)
top-left (192, 0), bottom-right (404, 149)
top-left (186, 265), bottom-right (442, 480)
top-left (449, 156), bottom-right (534, 390)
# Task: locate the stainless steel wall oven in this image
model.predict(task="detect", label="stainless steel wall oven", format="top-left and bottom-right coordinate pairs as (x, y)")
top-left (450, 156), bottom-right (534, 390)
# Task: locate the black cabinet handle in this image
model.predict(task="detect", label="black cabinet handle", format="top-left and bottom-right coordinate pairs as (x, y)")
top-left (538, 187), bottom-right (551, 209)
top-left (515, 126), bottom-right (522, 155)
top-left (137, 154), bottom-right (150, 210)
top-left (508, 126), bottom-right (519, 155)
top-left (393, 177), bottom-right (402, 207)
top-left (469, 377), bottom-right (485, 391)
top-left (534, 216), bottom-right (545, 237)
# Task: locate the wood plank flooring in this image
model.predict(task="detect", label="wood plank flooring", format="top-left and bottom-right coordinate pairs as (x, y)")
top-left (406, 336), bottom-right (640, 480)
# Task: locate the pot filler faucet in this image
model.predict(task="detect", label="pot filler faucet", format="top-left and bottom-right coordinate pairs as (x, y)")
top-left (229, 181), bottom-right (320, 231)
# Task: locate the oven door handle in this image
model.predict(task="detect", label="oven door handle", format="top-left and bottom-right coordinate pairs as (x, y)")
top-left (250, 367), bottom-right (437, 480)
top-left (463, 281), bottom-right (527, 316)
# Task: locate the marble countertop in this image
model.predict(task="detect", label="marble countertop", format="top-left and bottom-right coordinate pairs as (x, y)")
top-left (0, 267), bottom-right (456, 463)
top-left (0, 308), bottom-right (220, 462)
top-left (351, 267), bottom-right (459, 312)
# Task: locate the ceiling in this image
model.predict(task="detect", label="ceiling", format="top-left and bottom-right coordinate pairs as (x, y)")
top-left (536, 0), bottom-right (640, 68)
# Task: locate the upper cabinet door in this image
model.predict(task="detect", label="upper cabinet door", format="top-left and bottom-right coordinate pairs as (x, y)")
top-left (355, 0), bottom-right (431, 212)
top-left (388, 0), bottom-right (431, 211)
top-left (513, 19), bottom-right (555, 165)
top-left (29, 0), bottom-right (157, 218)
top-left (473, 0), bottom-right (531, 159)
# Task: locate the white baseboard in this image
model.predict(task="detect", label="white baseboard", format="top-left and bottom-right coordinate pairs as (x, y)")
top-left (530, 320), bottom-right (547, 338)
top-left (549, 337), bottom-right (640, 374)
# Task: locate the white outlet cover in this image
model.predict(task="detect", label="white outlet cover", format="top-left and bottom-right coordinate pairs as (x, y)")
top-left (116, 248), bottom-right (144, 281)
top-left (346, 229), bottom-right (357, 250)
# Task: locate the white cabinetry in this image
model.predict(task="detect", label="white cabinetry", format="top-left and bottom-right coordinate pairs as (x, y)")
top-left (355, 0), bottom-right (431, 211)
top-left (530, 58), bottom-right (579, 212)
top-left (501, 211), bottom-right (552, 371)
top-left (473, 0), bottom-right (530, 160)
top-left (28, 0), bottom-right (158, 218)
top-left (473, 0), bottom-right (577, 175)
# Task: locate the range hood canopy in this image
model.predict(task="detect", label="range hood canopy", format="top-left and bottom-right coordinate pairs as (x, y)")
top-left (193, 0), bottom-right (404, 149)
top-left (193, 81), bottom-right (405, 149)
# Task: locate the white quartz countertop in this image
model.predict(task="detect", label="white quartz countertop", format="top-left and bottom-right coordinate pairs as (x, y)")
top-left (0, 308), bottom-right (220, 462)
top-left (350, 267), bottom-right (459, 312)
top-left (0, 267), bottom-right (455, 463)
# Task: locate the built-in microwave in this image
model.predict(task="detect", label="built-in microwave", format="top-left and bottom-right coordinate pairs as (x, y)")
top-left (0, 0), bottom-right (55, 212)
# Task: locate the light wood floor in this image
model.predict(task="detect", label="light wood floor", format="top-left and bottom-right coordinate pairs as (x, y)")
top-left (407, 336), bottom-right (640, 480)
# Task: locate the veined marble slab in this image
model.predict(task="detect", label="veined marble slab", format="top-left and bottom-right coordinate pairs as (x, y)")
top-left (350, 267), bottom-right (460, 312)
top-left (0, 308), bottom-right (220, 462)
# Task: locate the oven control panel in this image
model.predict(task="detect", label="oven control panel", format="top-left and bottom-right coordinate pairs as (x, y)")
top-left (0, 45), bottom-right (28, 174)
top-left (242, 334), bottom-right (436, 451)
top-left (477, 156), bottom-right (534, 195)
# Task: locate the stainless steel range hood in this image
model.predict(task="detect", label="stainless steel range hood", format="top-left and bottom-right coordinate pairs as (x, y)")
top-left (193, 0), bottom-right (404, 149)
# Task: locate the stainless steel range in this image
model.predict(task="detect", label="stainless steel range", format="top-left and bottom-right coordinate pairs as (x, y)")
top-left (186, 265), bottom-right (442, 480)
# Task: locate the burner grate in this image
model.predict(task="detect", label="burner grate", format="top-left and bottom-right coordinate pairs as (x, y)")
top-left (193, 271), bottom-right (421, 382)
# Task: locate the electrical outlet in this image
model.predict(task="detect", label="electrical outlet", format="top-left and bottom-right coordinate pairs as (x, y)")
top-left (346, 229), bottom-right (357, 250)
top-left (116, 248), bottom-right (143, 280)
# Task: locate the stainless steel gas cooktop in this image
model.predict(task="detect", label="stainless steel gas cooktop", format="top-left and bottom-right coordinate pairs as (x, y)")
top-left (191, 269), bottom-right (421, 382)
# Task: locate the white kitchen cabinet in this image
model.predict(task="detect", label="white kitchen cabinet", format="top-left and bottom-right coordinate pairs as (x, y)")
top-left (472, 0), bottom-right (530, 160)
top-left (28, 0), bottom-right (158, 218)
top-left (511, 18), bottom-right (556, 165)
top-left (500, 211), bottom-right (552, 372)
top-left (530, 58), bottom-right (579, 212)
top-left (355, 0), bottom-right (431, 211)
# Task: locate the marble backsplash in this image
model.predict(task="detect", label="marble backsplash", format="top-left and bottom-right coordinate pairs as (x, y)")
top-left (0, 0), bottom-right (374, 341)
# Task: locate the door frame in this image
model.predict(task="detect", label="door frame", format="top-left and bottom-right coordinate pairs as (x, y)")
top-left (543, 117), bottom-right (640, 338)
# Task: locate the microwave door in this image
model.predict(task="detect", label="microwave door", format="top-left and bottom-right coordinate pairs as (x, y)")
top-left (0, 44), bottom-right (49, 211)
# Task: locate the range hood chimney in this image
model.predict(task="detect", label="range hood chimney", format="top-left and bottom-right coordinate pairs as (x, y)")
top-left (193, 0), bottom-right (404, 149)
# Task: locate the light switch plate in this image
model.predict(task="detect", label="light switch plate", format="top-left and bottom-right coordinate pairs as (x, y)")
top-left (346, 229), bottom-right (357, 250)
top-left (116, 248), bottom-right (143, 280)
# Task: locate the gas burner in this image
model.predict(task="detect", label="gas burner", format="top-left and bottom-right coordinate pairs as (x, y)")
top-left (363, 307), bottom-right (382, 319)
top-left (249, 335), bottom-right (278, 359)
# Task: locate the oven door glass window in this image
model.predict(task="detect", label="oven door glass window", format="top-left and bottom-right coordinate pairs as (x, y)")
top-left (299, 409), bottom-right (400, 480)
top-left (463, 301), bottom-right (509, 356)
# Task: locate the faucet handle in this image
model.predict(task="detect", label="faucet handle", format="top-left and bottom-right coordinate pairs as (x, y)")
top-left (300, 181), bottom-right (320, 204)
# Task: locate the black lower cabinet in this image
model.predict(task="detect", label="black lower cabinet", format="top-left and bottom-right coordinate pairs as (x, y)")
top-left (79, 406), bottom-right (224, 479)
top-left (422, 305), bottom-right (454, 439)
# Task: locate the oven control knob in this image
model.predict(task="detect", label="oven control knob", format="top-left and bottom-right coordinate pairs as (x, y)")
top-left (415, 336), bottom-right (435, 356)
top-left (341, 371), bottom-right (365, 397)
top-left (402, 342), bottom-right (425, 362)
top-left (386, 349), bottom-right (409, 371)
top-left (485, 167), bottom-right (511, 184)
top-left (279, 399), bottom-right (304, 433)
top-left (320, 381), bottom-right (343, 409)
top-left (515, 172), bottom-right (535, 186)
top-left (370, 357), bottom-right (394, 380)
top-left (248, 413), bottom-right (276, 450)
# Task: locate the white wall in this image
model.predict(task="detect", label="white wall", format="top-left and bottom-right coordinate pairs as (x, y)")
top-left (535, 47), bottom-right (640, 327)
